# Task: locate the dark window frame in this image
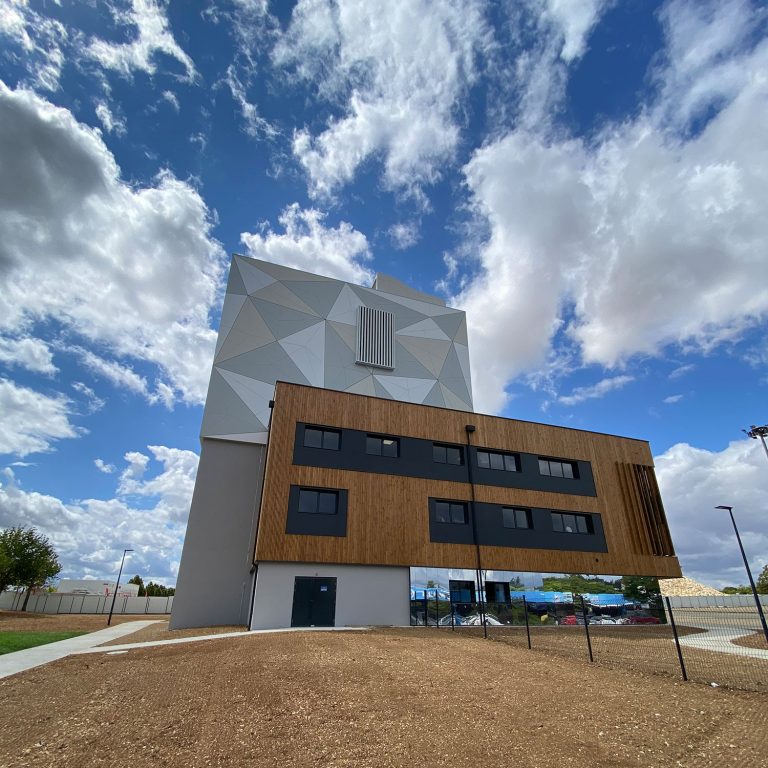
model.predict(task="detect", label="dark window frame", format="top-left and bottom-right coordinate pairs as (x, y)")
top-left (502, 507), bottom-right (532, 529)
top-left (303, 426), bottom-right (341, 451)
top-left (477, 449), bottom-right (520, 472)
top-left (365, 434), bottom-right (400, 458)
top-left (538, 457), bottom-right (578, 479)
top-left (434, 500), bottom-right (468, 525)
top-left (551, 511), bottom-right (593, 534)
top-left (433, 442), bottom-right (464, 465)
top-left (297, 488), bottom-right (340, 516)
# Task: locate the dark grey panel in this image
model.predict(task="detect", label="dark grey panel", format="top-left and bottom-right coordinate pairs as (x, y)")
top-left (287, 279), bottom-right (345, 317)
top-left (291, 423), bottom-right (597, 497)
top-left (226, 259), bottom-right (248, 295)
top-left (286, 485), bottom-right (348, 537)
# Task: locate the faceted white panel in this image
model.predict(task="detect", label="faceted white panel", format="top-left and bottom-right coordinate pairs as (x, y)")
top-left (374, 375), bottom-right (436, 404)
top-left (236, 256), bottom-right (276, 295)
top-left (278, 321), bottom-right (326, 387)
top-left (397, 318), bottom-right (451, 341)
top-left (215, 294), bottom-right (247, 356)
top-left (327, 284), bottom-right (363, 325)
top-left (252, 280), bottom-right (320, 316)
top-left (397, 335), bottom-right (451, 377)
top-left (217, 369), bottom-right (276, 428)
top-left (215, 299), bottom-right (276, 363)
top-left (345, 375), bottom-right (377, 396)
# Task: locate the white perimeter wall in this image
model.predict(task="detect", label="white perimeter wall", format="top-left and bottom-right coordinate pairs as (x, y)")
top-left (251, 562), bottom-right (410, 630)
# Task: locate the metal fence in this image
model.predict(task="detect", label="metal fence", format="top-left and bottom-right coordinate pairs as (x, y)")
top-left (410, 594), bottom-right (768, 694)
top-left (0, 590), bottom-right (173, 615)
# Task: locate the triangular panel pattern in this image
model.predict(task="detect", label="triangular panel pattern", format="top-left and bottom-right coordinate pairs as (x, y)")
top-left (324, 325), bottom-right (369, 390)
top-left (389, 341), bottom-right (437, 380)
top-left (432, 312), bottom-right (465, 341)
top-left (349, 286), bottom-right (426, 330)
top-left (248, 258), bottom-right (331, 282)
top-left (226, 259), bottom-right (248, 295)
top-left (217, 369), bottom-right (276, 427)
top-left (278, 321), bottom-right (326, 387)
top-left (215, 294), bottom-right (247, 356)
top-left (440, 383), bottom-right (471, 411)
top-left (200, 369), bottom-right (268, 437)
top-left (327, 320), bottom-right (356, 350)
top-left (344, 375), bottom-right (377, 396)
top-left (327, 284), bottom-right (363, 325)
top-left (216, 341), bottom-right (310, 385)
top-left (252, 298), bottom-right (321, 339)
top-left (375, 375), bottom-right (436, 404)
top-left (368, 289), bottom-right (459, 317)
top-left (235, 256), bottom-right (276, 295)
top-left (397, 335), bottom-right (452, 377)
top-left (454, 343), bottom-right (473, 398)
top-left (398, 318), bottom-right (451, 341)
top-left (438, 344), bottom-right (473, 406)
top-left (252, 280), bottom-right (320, 316)
top-left (215, 299), bottom-right (276, 363)
top-left (423, 381), bottom-right (446, 407)
top-left (286, 280), bottom-right (345, 317)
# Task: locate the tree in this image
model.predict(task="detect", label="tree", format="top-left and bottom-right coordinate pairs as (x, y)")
top-left (756, 565), bottom-right (768, 595)
top-left (621, 576), bottom-right (661, 605)
top-left (722, 585), bottom-right (752, 595)
top-left (144, 581), bottom-right (175, 597)
top-left (128, 575), bottom-right (146, 597)
top-left (0, 527), bottom-right (61, 610)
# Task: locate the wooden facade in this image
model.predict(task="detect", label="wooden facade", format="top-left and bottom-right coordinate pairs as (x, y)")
top-left (255, 382), bottom-right (682, 578)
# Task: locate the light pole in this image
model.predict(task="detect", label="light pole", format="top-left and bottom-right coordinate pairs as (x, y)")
top-left (742, 424), bottom-right (768, 464)
top-left (107, 548), bottom-right (133, 626)
top-left (715, 506), bottom-right (768, 644)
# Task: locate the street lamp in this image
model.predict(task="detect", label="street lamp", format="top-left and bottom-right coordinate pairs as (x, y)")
top-left (107, 548), bottom-right (133, 626)
top-left (714, 506), bottom-right (768, 644)
top-left (742, 424), bottom-right (768, 463)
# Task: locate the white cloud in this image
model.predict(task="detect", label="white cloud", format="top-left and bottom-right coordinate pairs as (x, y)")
top-left (540, 0), bottom-right (610, 62)
top-left (0, 335), bottom-right (56, 375)
top-left (276, 0), bottom-right (490, 197)
top-left (0, 1), bottom-right (68, 91)
top-left (94, 101), bottom-right (126, 135)
top-left (240, 203), bottom-right (373, 284)
top-left (161, 89), bottom-right (179, 111)
top-left (663, 394), bottom-right (684, 404)
top-left (86, 0), bottom-right (197, 81)
top-left (557, 375), bottom-right (634, 406)
top-left (388, 222), bottom-right (420, 250)
top-left (669, 364), bottom-right (695, 379)
top-left (223, 64), bottom-right (275, 138)
top-left (0, 379), bottom-right (80, 457)
top-left (455, 0), bottom-right (768, 412)
top-left (94, 458), bottom-right (116, 474)
top-left (71, 345), bottom-right (152, 400)
top-left (656, 438), bottom-right (768, 588)
top-left (0, 445), bottom-right (199, 583)
top-left (0, 82), bottom-right (225, 406)
top-left (71, 381), bottom-right (106, 414)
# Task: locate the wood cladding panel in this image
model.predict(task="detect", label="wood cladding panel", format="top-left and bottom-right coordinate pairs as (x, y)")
top-left (255, 382), bottom-right (682, 578)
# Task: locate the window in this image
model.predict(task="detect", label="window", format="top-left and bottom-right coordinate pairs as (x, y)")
top-left (434, 501), bottom-right (468, 524)
top-left (502, 507), bottom-right (531, 529)
top-left (551, 512), bottom-right (592, 534)
top-left (366, 434), bottom-right (399, 457)
top-left (477, 450), bottom-right (519, 472)
top-left (297, 489), bottom-right (339, 515)
top-left (449, 580), bottom-right (475, 603)
top-left (538, 457), bottom-right (577, 479)
top-left (433, 443), bottom-right (463, 465)
top-left (303, 426), bottom-right (340, 450)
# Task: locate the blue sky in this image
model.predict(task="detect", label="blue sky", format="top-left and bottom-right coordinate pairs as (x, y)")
top-left (1, 0), bottom-right (766, 589)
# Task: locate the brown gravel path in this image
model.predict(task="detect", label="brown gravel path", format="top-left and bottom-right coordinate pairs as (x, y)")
top-left (0, 627), bottom-right (766, 768)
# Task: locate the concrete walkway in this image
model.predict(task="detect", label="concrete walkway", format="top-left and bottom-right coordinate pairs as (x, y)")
top-left (677, 625), bottom-right (768, 660)
top-left (0, 621), bottom-right (163, 679)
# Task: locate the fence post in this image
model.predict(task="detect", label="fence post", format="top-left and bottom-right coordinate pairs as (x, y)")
top-left (580, 595), bottom-right (594, 663)
top-left (522, 596), bottom-right (532, 649)
top-left (665, 597), bottom-right (688, 682)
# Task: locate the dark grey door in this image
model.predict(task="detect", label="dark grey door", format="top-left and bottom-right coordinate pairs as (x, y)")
top-left (291, 576), bottom-right (337, 627)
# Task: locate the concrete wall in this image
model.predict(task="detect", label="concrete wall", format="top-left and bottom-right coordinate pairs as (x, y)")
top-left (170, 438), bottom-right (266, 629)
top-left (250, 562), bottom-right (410, 629)
top-left (0, 591), bottom-right (173, 614)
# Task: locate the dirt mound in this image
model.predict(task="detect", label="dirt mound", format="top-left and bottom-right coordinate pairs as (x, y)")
top-left (659, 577), bottom-right (723, 596)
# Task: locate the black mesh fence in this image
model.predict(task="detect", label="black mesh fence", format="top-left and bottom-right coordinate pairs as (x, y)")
top-left (410, 594), bottom-right (768, 693)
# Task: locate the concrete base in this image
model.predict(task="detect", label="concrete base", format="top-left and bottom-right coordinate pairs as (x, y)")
top-left (170, 439), bottom-right (265, 629)
top-left (251, 562), bottom-right (410, 630)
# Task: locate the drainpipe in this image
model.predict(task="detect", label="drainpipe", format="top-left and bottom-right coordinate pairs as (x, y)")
top-left (465, 424), bottom-right (487, 639)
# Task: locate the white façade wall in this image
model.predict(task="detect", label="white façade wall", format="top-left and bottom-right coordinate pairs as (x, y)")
top-left (250, 562), bottom-right (410, 630)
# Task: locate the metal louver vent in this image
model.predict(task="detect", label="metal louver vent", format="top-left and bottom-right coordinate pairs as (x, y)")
top-left (356, 306), bottom-right (395, 369)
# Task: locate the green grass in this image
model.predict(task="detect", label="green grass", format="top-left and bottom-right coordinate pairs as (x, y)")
top-left (0, 631), bottom-right (88, 655)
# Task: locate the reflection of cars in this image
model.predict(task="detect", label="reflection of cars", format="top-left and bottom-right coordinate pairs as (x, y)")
top-left (464, 613), bottom-right (503, 626)
top-left (438, 613), bottom-right (464, 626)
top-left (558, 615), bottom-right (585, 625)
top-left (626, 616), bottom-right (661, 625)
top-left (590, 616), bottom-right (617, 624)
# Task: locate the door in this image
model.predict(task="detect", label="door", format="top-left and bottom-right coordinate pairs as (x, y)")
top-left (291, 576), bottom-right (337, 627)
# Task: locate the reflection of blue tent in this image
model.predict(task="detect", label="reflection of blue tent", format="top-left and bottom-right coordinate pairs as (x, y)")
top-left (510, 590), bottom-right (575, 604)
top-left (410, 585), bottom-right (451, 600)
top-left (584, 593), bottom-right (630, 608)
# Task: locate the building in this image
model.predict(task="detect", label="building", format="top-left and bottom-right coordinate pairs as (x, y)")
top-left (171, 255), bottom-right (680, 630)
top-left (170, 255), bottom-right (473, 628)
top-left (57, 579), bottom-right (139, 597)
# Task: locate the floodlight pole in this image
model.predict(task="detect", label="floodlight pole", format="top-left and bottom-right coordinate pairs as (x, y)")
top-left (107, 549), bottom-right (133, 626)
top-left (715, 507), bottom-right (768, 644)
top-left (743, 425), bottom-right (768, 464)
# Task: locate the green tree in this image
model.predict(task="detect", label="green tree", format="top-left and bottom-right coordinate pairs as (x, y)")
top-left (721, 585), bottom-right (752, 595)
top-left (541, 574), bottom-right (620, 594)
top-left (128, 575), bottom-right (146, 597)
top-left (144, 581), bottom-right (175, 597)
top-left (0, 527), bottom-right (61, 610)
top-left (621, 576), bottom-right (661, 604)
top-left (755, 565), bottom-right (768, 595)
top-left (0, 546), bottom-right (12, 594)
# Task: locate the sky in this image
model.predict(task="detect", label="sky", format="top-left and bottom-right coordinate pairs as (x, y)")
top-left (0, 0), bottom-right (766, 591)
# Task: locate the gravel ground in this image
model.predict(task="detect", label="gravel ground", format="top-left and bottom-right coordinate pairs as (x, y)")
top-left (0, 612), bottom-right (148, 633)
top-left (732, 632), bottom-right (768, 651)
top-left (98, 620), bottom-right (247, 646)
top-left (0, 627), bottom-right (767, 768)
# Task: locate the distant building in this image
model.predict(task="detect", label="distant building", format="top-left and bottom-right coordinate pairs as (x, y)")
top-left (57, 579), bottom-right (139, 597)
top-left (171, 256), bottom-right (680, 630)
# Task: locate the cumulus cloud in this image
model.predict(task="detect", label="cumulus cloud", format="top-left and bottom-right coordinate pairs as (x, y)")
top-left (388, 222), bottom-right (420, 250)
top-left (656, 437), bottom-right (768, 588)
top-left (0, 446), bottom-right (199, 583)
top-left (455, 0), bottom-right (768, 412)
top-left (240, 203), bottom-right (373, 284)
top-left (540, 0), bottom-right (611, 62)
top-left (0, 82), bottom-right (225, 405)
top-left (85, 0), bottom-right (197, 81)
top-left (557, 375), bottom-right (634, 406)
top-left (0, 336), bottom-right (56, 375)
top-left (94, 458), bottom-right (116, 474)
top-left (275, 0), bottom-right (490, 197)
top-left (0, 379), bottom-right (80, 457)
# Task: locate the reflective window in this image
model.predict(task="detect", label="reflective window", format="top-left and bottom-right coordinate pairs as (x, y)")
top-left (298, 489), bottom-right (339, 515)
top-left (434, 501), bottom-right (468, 524)
top-left (477, 450), bottom-right (519, 472)
top-left (433, 443), bottom-right (463, 465)
top-left (502, 507), bottom-right (531, 529)
top-left (551, 511), bottom-right (592, 534)
top-left (303, 427), bottom-right (341, 450)
top-left (366, 435), bottom-right (399, 457)
top-left (538, 458), bottom-right (577, 479)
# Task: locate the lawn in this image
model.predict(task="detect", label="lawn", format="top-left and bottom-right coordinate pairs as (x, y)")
top-left (0, 631), bottom-right (87, 655)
